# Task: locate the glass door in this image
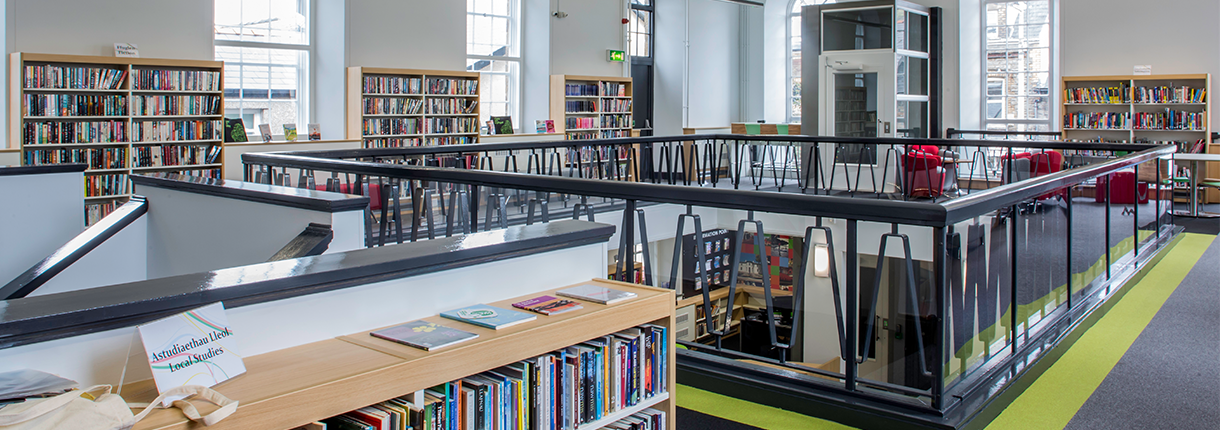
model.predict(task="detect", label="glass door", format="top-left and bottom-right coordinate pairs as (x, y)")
top-left (820, 52), bottom-right (896, 193)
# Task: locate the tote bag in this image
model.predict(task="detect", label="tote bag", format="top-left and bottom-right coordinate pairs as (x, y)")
top-left (0, 384), bottom-right (237, 430)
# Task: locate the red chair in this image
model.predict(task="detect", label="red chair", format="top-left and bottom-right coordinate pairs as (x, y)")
top-left (316, 182), bottom-right (382, 211)
top-left (903, 145), bottom-right (945, 198)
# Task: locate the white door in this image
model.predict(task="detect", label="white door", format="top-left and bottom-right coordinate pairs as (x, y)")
top-left (820, 51), bottom-right (898, 193)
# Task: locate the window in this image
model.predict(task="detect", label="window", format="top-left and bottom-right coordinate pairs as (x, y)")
top-left (789, 0), bottom-right (835, 121)
top-left (982, 0), bottom-right (1053, 132)
top-left (628, 0), bottom-right (653, 59)
top-left (214, 0), bottom-right (311, 137)
top-left (468, 0), bottom-right (521, 130)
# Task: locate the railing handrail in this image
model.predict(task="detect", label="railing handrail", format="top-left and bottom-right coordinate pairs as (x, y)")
top-left (0, 196), bottom-right (148, 300)
top-left (946, 128), bottom-right (1063, 138)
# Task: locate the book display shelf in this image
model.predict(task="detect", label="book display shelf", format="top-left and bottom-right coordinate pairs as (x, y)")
top-left (9, 53), bottom-right (225, 225)
top-left (127, 279), bottom-right (675, 430)
top-left (346, 67), bottom-right (481, 149)
top-left (1061, 74), bottom-right (1214, 200)
top-left (549, 75), bottom-right (633, 141)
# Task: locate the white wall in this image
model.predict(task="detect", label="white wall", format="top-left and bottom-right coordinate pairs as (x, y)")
top-left (0, 241), bottom-right (607, 387)
top-left (549, 0), bottom-right (626, 77)
top-left (0, 171), bottom-right (82, 286)
top-left (8, 0), bottom-right (213, 59)
top-left (0, 150), bottom-right (18, 166)
top-left (654, 0), bottom-right (749, 136)
top-left (1061, 0), bottom-right (1220, 127)
top-left (31, 216), bottom-right (148, 297)
top-left (222, 140), bottom-right (362, 181)
top-left (346, 0), bottom-right (466, 71)
top-left (138, 184), bottom-right (365, 279)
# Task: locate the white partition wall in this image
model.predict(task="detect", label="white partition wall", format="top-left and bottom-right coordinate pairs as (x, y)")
top-left (0, 167), bottom-right (85, 286)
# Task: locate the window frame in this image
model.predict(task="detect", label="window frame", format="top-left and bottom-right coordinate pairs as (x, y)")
top-left (213, 0), bottom-right (314, 136)
top-left (787, 0), bottom-right (836, 123)
top-left (980, 0), bottom-right (1056, 132)
top-left (467, 0), bottom-right (523, 131)
top-left (628, 0), bottom-right (654, 64)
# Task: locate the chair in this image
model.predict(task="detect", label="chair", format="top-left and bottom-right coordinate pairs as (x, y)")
top-left (902, 145), bottom-right (945, 198)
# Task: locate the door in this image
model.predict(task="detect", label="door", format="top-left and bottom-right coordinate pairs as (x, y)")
top-left (820, 52), bottom-right (898, 193)
top-left (631, 62), bottom-right (654, 136)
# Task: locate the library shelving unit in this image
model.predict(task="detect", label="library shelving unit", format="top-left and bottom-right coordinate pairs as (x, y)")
top-left (346, 67), bottom-right (481, 148)
top-left (833, 86), bottom-right (873, 137)
top-left (549, 75), bottom-right (634, 141)
top-left (9, 52), bottom-right (225, 225)
top-left (128, 279), bottom-right (675, 430)
top-left (1061, 73), bottom-right (1213, 200)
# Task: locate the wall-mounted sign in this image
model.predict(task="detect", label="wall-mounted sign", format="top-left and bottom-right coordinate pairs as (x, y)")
top-left (607, 50), bottom-right (626, 62)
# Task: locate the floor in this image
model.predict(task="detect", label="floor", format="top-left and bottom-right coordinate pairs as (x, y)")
top-left (676, 233), bottom-right (1220, 429)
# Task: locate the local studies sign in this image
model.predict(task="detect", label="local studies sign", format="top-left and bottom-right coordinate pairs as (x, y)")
top-left (139, 302), bottom-right (246, 404)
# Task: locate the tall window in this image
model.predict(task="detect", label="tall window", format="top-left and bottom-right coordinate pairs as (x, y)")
top-left (214, 0), bottom-right (311, 136)
top-left (628, 1), bottom-right (653, 59)
top-left (983, 0), bottom-right (1052, 131)
top-left (468, 0), bottom-right (521, 129)
top-left (789, 0), bottom-right (835, 122)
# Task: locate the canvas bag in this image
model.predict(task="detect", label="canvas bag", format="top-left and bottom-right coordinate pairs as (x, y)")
top-left (0, 384), bottom-right (237, 430)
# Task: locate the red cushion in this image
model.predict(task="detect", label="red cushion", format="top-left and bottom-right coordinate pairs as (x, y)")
top-left (1000, 152), bottom-right (1033, 161)
top-left (1029, 151), bottom-right (1063, 176)
top-left (903, 151), bottom-right (942, 171)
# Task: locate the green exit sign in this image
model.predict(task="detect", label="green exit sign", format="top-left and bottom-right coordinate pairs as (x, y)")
top-left (607, 50), bottom-right (626, 62)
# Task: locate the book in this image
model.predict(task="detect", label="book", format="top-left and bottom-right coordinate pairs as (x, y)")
top-left (491, 116), bottom-right (514, 135)
top-left (308, 123), bottom-right (321, 141)
top-left (536, 120), bottom-right (547, 133)
top-left (258, 124), bottom-right (273, 142)
top-left (512, 295), bottom-right (584, 316)
top-left (441, 304), bottom-right (537, 330)
top-left (556, 284), bottom-right (637, 305)
top-left (545, 119), bottom-right (556, 133)
top-left (283, 123), bottom-right (298, 141)
top-left (223, 118), bottom-right (248, 143)
top-left (370, 320), bottom-right (478, 351)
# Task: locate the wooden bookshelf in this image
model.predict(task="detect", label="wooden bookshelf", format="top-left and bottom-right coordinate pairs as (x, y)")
top-left (9, 53), bottom-right (225, 225)
top-left (1061, 74), bottom-right (1213, 200)
top-left (346, 67), bottom-right (481, 148)
top-left (128, 279), bottom-right (676, 430)
top-left (549, 75), bottom-right (634, 140)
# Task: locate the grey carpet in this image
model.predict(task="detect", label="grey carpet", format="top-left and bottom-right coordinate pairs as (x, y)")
top-left (1064, 235), bottom-right (1220, 430)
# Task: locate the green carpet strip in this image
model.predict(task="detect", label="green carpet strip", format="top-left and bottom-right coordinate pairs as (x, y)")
top-left (985, 233), bottom-right (1214, 430)
top-left (676, 385), bottom-right (852, 429)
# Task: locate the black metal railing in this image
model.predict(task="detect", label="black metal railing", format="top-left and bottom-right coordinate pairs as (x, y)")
top-left (241, 132), bottom-right (1179, 425)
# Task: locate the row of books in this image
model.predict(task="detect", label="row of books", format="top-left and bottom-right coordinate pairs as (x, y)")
top-left (600, 130), bottom-right (631, 139)
top-left (84, 173), bottom-right (127, 197)
top-left (131, 69), bottom-right (221, 92)
top-left (85, 201), bottom-right (118, 226)
top-left (567, 147), bottom-right (628, 163)
top-left (1133, 85), bottom-right (1207, 104)
top-left (1131, 110), bottom-right (1207, 131)
top-left (363, 118), bottom-right (421, 136)
top-left (365, 137), bottom-right (424, 148)
top-left (24, 94), bottom-right (127, 117)
top-left (567, 132), bottom-right (599, 140)
top-left (25, 147), bottom-right (126, 170)
top-left (131, 95), bottom-right (221, 116)
top-left (1064, 84), bottom-right (1127, 104)
top-left (132, 145), bottom-right (221, 168)
top-left (565, 117), bottom-right (599, 131)
top-left (600, 115), bottom-right (630, 129)
top-left (23, 120), bottom-right (128, 144)
top-left (427, 98), bottom-right (479, 115)
top-left (427, 136), bottom-right (477, 146)
top-left (428, 78), bottom-right (479, 96)
top-left (600, 100), bottom-right (632, 113)
top-left (424, 118), bottom-right (479, 134)
top-left (565, 101), bottom-right (597, 113)
top-left (565, 84), bottom-right (600, 97)
top-left (365, 97), bottom-right (425, 115)
top-left (600, 83), bottom-right (627, 98)
top-left (23, 65), bottom-right (126, 90)
top-left (131, 119), bottom-right (223, 142)
top-left (365, 76), bottom-right (423, 94)
top-left (1063, 112), bottom-right (1129, 130)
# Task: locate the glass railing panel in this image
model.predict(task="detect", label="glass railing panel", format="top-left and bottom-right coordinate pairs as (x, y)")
top-left (943, 211), bottom-right (1013, 387)
top-left (1070, 182), bottom-right (1110, 303)
top-left (1018, 190), bottom-right (1070, 341)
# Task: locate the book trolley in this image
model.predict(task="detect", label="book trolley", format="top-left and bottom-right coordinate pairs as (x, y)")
top-left (127, 279), bottom-right (675, 430)
top-left (346, 67), bottom-right (482, 149)
top-left (9, 53), bottom-right (226, 225)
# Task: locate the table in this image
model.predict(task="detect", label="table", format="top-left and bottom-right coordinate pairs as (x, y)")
top-left (1171, 153), bottom-right (1220, 218)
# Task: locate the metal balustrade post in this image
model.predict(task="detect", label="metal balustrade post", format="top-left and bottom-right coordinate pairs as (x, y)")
top-left (1010, 204), bottom-right (1019, 352)
top-left (1105, 173), bottom-right (1112, 281)
top-left (846, 220), bottom-right (859, 391)
top-left (933, 226), bottom-right (947, 410)
top-left (1066, 191), bottom-right (1073, 309)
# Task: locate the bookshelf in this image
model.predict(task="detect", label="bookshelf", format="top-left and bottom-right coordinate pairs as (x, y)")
top-left (1061, 74), bottom-right (1213, 200)
top-left (9, 53), bottom-right (225, 225)
top-left (549, 75), bottom-right (634, 141)
top-left (346, 67), bottom-right (481, 148)
top-left (128, 279), bottom-right (675, 430)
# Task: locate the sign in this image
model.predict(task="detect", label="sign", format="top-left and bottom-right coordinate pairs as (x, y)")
top-left (139, 302), bottom-right (245, 405)
top-left (114, 43), bottom-right (140, 58)
top-left (1134, 65), bottom-right (1152, 75)
top-left (607, 50), bottom-right (626, 62)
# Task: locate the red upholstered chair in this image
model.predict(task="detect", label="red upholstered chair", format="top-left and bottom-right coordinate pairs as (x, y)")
top-left (1029, 151), bottom-right (1063, 177)
top-left (903, 145), bottom-right (945, 198)
top-left (316, 182), bottom-right (382, 211)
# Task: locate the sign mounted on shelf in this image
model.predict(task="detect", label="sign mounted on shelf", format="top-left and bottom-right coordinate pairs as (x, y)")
top-left (607, 50), bottom-right (626, 62)
top-left (1134, 65), bottom-right (1152, 75)
top-left (114, 43), bottom-right (139, 58)
top-left (138, 302), bottom-right (245, 405)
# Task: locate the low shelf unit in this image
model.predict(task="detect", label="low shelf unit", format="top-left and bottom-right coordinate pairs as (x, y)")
top-left (346, 67), bottom-right (481, 149)
top-left (9, 52), bottom-right (225, 225)
top-left (128, 279), bottom-right (675, 430)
